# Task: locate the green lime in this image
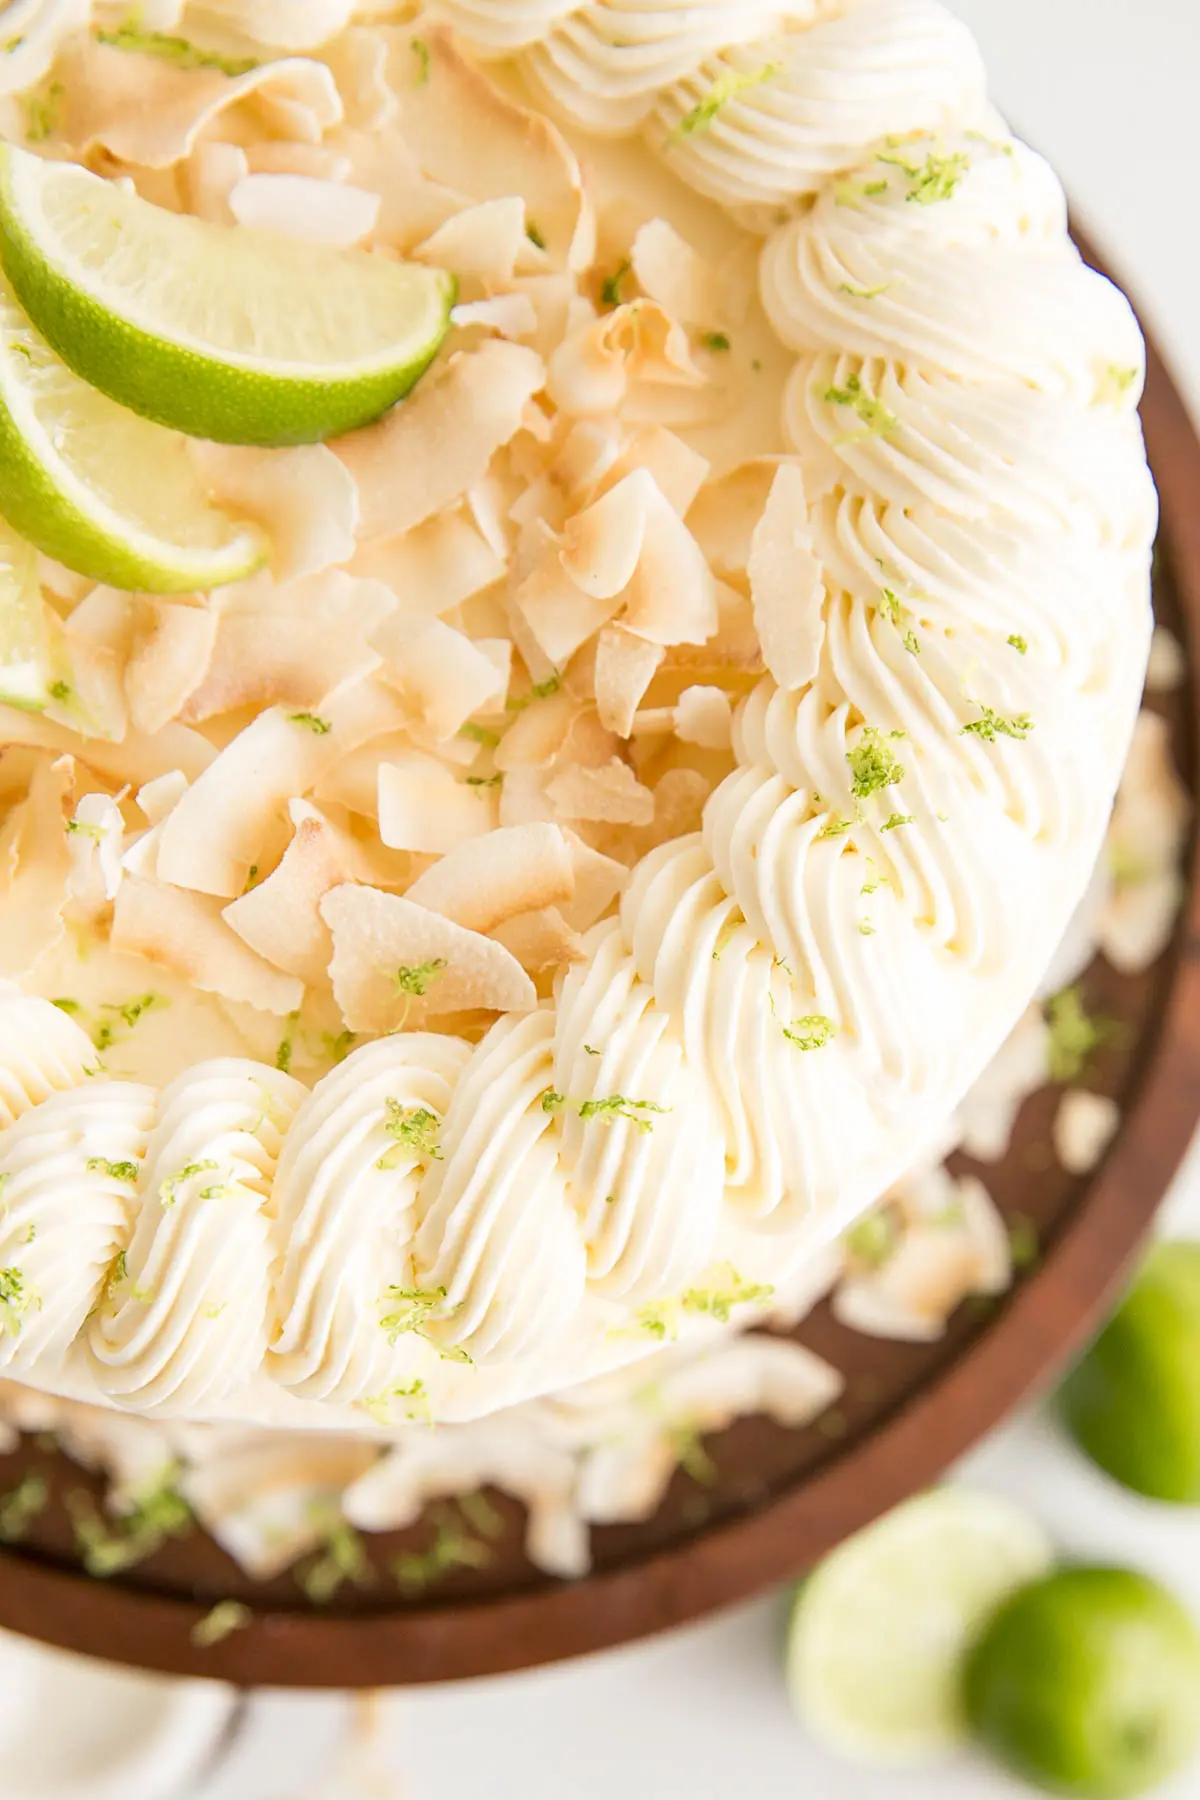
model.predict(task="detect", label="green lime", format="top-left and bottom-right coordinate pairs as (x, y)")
top-left (0, 515), bottom-right (50, 708)
top-left (964, 1566), bottom-right (1200, 1798)
top-left (0, 143), bottom-right (455, 446)
top-left (0, 271), bottom-right (265, 592)
top-left (1060, 1242), bottom-right (1200, 1502)
top-left (785, 1488), bottom-right (1054, 1764)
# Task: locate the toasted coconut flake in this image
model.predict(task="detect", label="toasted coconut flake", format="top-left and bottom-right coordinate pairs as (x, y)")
top-left (222, 806), bottom-right (358, 987)
top-left (53, 589), bottom-right (132, 745)
top-left (377, 753), bottom-right (498, 853)
top-left (688, 461), bottom-right (782, 578)
top-left (492, 906), bottom-right (585, 974)
top-left (184, 140), bottom-right (247, 223)
top-left (55, 39), bottom-right (344, 169)
top-left (631, 220), bottom-right (723, 327)
top-left (594, 626), bottom-right (664, 737)
top-left (66, 791), bottom-right (125, 907)
top-left (381, 26), bottom-right (586, 269)
top-left (547, 758), bottom-right (654, 827)
top-left (405, 823), bottom-right (575, 933)
top-left (112, 878), bottom-right (304, 1015)
top-left (135, 771), bottom-right (189, 828)
top-left (1099, 876), bottom-right (1184, 976)
top-left (638, 767), bottom-right (711, 853)
top-left (335, 342), bottom-right (545, 541)
top-left (1053, 1090), bottom-right (1121, 1177)
top-left (515, 537), bottom-right (621, 669)
top-left (749, 464), bottom-right (824, 692)
top-left (836, 1176), bottom-right (1010, 1343)
top-left (955, 1005), bottom-right (1050, 1163)
top-left (489, 768), bottom-right (550, 830)
top-left (313, 734), bottom-right (407, 818)
top-left (668, 581), bottom-right (764, 674)
top-left (322, 883), bottom-right (535, 1031)
top-left (320, 23), bottom-right (395, 132)
top-left (191, 442), bottom-right (358, 583)
top-left (558, 830), bottom-right (628, 930)
top-left (0, 755), bottom-right (73, 978)
top-left (675, 685), bottom-right (733, 750)
top-left (179, 615), bottom-right (378, 724)
top-left (548, 302), bottom-right (706, 419)
top-left (227, 172), bottom-right (379, 245)
top-left (416, 196), bottom-right (527, 281)
top-left (155, 686), bottom-right (406, 899)
top-left (351, 508), bottom-right (507, 614)
top-left (560, 473), bottom-right (651, 600)
top-left (451, 294), bottom-right (539, 341)
top-left (1146, 626), bottom-right (1186, 695)
top-left (621, 482), bottom-right (718, 648)
top-left (0, 705), bottom-right (215, 788)
top-left (372, 614), bottom-right (508, 741)
top-left (595, 427), bottom-right (710, 519)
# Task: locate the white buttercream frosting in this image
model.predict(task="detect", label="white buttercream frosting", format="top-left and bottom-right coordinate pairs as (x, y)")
top-left (0, 0), bottom-right (1156, 1428)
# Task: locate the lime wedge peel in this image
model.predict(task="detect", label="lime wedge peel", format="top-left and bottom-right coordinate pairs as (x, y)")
top-left (785, 1488), bottom-right (1055, 1767)
top-left (0, 271), bottom-right (265, 593)
top-left (0, 144), bottom-right (456, 447)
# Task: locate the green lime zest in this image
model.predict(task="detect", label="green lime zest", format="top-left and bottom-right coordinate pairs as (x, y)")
top-left (298, 1503), bottom-right (374, 1605)
top-left (781, 1013), bottom-right (837, 1052)
top-left (541, 1090), bottom-right (671, 1133)
top-left (67, 1468), bottom-right (191, 1577)
top-left (847, 726), bottom-right (906, 800)
top-left (962, 704), bottom-right (1034, 742)
top-left (526, 221), bottom-right (547, 251)
top-left (1045, 986), bottom-right (1120, 1085)
top-left (700, 331), bottom-right (731, 352)
top-left (599, 260), bottom-right (631, 311)
top-left (839, 281), bottom-right (890, 300)
top-left (96, 23), bottom-right (259, 77)
top-left (191, 1599), bottom-right (252, 1648)
top-left (86, 1158), bottom-right (140, 1184)
top-left (394, 1500), bottom-right (496, 1594)
top-left (287, 711), bottom-right (331, 735)
top-left (1007, 634), bottom-right (1028, 655)
top-left (0, 1265), bottom-right (35, 1335)
top-left (393, 959), bottom-right (448, 999)
top-left (682, 1266), bottom-right (774, 1323)
top-left (506, 671), bottom-right (561, 712)
top-left (460, 721), bottom-right (500, 748)
top-left (877, 147), bottom-right (971, 205)
top-left (666, 62), bottom-right (784, 144)
top-left (845, 1208), bottom-right (899, 1268)
top-left (0, 1474), bottom-right (47, 1543)
top-left (881, 812), bottom-right (914, 832)
top-left (24, 82), bottom-right (63, 145)
top-left (410, 37), bottom-right (431, 85)
top-left (360, 1378), bottom-right (432, 1427)
top-left (823, 371), bottom-right (899, 439)
top-left (376, 1101), bottom-right (443, 1171)
top-left (159, 1160), bottom-right (219, 1207)
top-left (378, 1283), bottom-right (450, 1344)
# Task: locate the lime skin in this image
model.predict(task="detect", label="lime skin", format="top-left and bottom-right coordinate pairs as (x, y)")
top-left (1060, 1243), bottom-right (1200, 1502)
top-left (963, 1567), bottom-right (1200, 1799)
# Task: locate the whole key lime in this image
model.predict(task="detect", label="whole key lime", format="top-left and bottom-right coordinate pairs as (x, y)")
top-left (1060, 1242), bottom-right (1200, 1502)
top-left (963, 1566), bottom-right (1200, 1798)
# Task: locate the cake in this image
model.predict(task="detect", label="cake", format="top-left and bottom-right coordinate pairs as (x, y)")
top-left (0, 0), bottom-right (1156, 1440)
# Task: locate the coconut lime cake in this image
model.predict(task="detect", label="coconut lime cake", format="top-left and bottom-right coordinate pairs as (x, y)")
top-left (0, 0), bottom-right (1156, 1433)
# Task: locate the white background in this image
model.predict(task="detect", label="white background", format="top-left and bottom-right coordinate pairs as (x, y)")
top-left (194, 3), bottom-right (1200, 1793)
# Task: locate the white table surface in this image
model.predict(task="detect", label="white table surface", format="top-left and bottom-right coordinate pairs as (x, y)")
top-left (196, 4), bottom-right (1200, 1794)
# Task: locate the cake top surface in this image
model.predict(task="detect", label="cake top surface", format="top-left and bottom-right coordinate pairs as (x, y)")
top-left (0, 0), bottom-right (1155, 1430)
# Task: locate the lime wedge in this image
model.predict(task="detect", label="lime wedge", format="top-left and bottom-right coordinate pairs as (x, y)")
top-left (0, 144), bottom-right (456, 447)
top-left (0, 272), bottom-right (266, 593)
top-left (785, 1489), bottom-right (1055, 1766)
top-left (0, 517), bottom-right (50, 709)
